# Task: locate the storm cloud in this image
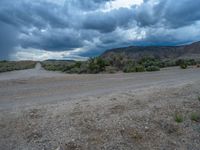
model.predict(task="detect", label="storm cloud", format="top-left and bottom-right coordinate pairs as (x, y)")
top-left (0, 0), bottom-right (200, 60)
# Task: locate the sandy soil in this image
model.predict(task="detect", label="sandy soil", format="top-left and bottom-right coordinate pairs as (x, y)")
top-left (0, 64), bottom-right (200, 150)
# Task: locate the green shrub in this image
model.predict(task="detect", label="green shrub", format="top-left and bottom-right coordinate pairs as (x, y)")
top-left (198, 96), bottom-right (200, 101)
top-left (74, 61), bottom-right (82, 68)
top-left (123, 66), bottom-right (136, 73)
top-left (63, 61), bottom-right (89, 74)
top-left (162, 60), bottom-right (176, 67)
top-left (176, 59), bottom-right (194, 69)
top-left (139, 56), bottom-right (161, 68)
top-left (187, 59), bottom-right (197, 66)
top-left (107, 54), bottom-right (128, 69)
top-left (176, 59), bottom-right (184, 66)
top-left (174, 113), bottom-right (183, 123)
top-left (180, 63), bottom-right (188, 69)
top-left (190, 112), bottom-right (200, 122)
top-left (135, 65), bottom-right (145, 72)
top-left (66, 67), bottom-right (81, 74)
top-left (88, 57), bottom-right (107, 73)
top-left (105, 66), bottom-right (117, 73)
top-left (123, 64), bottom-right (145, 73)
top-left (146, 66), bottom-right (160, 72)
top-left (176, 59), bottom-right (188, 69)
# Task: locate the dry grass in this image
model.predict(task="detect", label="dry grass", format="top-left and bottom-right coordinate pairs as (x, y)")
top-left (0, 61), bottom-right (36, 73)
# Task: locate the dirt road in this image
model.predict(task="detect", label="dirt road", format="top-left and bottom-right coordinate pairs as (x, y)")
top-left (0, 64), bottom-right (200, 110)
top-left (0, 64), bottom-right (200, 150)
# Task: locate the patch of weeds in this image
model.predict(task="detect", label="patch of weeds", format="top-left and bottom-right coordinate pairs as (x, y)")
top-left (120, 128), bottom-right (143, 141)
top-left (159, 122), bottom-right (181, 135)
top-left (191, 112), bottom-right (200, 122)
top-left (198, 96), bottom-right (200, 101)
top-left (174, 113), bottom-right (184, 123)
top-left (63, 141), bottom-right (82, 150)
top-left (87, 135), bottom-right (105, 145)
top-left (110, 105), bottom-right (126, 114)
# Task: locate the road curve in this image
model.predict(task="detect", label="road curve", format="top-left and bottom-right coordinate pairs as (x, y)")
top-left (0, 66), bottom-right (200, 110)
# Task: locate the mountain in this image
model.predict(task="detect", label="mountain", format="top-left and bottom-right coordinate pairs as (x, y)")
top-left (101, 41), bottom-right (200, 60)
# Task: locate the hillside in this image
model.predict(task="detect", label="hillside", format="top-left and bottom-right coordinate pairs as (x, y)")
top-left (101, 41), bottom-right (200, 60)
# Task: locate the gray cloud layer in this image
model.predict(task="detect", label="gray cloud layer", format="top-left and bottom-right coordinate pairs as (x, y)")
top-left (0, 0), bottom-right (200, 60)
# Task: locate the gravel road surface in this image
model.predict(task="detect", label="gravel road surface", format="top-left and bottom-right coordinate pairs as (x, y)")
top-left (0, 64), bottom-right (199, 110)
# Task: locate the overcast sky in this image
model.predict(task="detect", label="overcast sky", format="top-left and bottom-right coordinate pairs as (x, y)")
top-left (0, 0), bottom-right (200, 60)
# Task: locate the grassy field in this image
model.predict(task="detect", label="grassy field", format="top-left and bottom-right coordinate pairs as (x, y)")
top-left (0, 61), bottom-right (37, 73)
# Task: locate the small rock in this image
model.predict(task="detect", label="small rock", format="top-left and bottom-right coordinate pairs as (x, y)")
top-left (55, 146), bottom-right (62, 150)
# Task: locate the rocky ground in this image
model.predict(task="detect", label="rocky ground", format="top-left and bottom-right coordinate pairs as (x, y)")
top-left (0, 65), bottom-right (199, 150)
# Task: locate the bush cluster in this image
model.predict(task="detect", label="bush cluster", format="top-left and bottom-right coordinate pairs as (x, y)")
top-left (41, 56), bottom-right (199, 74)
top-left (123, 65), bottom-right (145, 73)
top-left (146, 66), bottom-right (160, 72)
top-left (88, 57), bottom-right (108, 73)
top-left (0, 61), bottom-right (36, 73)
top-left (42, 58), bottom-right (108, 74)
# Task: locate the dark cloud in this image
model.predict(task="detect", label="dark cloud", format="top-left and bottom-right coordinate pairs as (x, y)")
top-left (83, 8), bottom-right (134, 33)
top-left (0, 0), bottom-right (68, 29)
top-left (0, 21), bottom-right (19, 59)
top-left (135, 0), bottom-right (200, 28)
top-left (0, 0), bottom-right (200, 60)
top-left (163, 0), bottom-right (200, 28)
top-left (20, 28), bottom-right (84, 50)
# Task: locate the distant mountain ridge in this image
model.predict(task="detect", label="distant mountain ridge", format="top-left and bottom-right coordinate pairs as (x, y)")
top-left (101, 41), bottom-right (200, 60)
